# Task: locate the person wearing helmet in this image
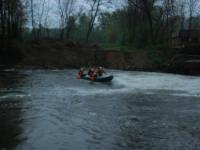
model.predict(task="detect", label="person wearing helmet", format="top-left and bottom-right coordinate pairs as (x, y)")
top-left (77, 66), bottom-right (86, 79)
top-left (96, 66), bottom-right (105, 76)
top-left (88, 67), bottom-right (95, 80)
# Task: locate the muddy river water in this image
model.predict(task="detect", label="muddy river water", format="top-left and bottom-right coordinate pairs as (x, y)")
top-left (0, 69), bottom-right (200, 150)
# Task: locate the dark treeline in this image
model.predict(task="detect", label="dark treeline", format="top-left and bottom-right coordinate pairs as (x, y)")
top-left (1, 0), bottom-right (200, 49)
top-left (0, 0), bottom-right (26, 45)
top-left (0, 0), bottom-right (27, 64)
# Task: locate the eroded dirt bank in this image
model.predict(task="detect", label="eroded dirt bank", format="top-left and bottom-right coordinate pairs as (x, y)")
top-left (1, 39), bottom-right (200, 75)
top-left (11, 39), bottom-right (153, 70)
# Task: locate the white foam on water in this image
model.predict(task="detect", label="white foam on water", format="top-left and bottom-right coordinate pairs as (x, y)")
top-left (0, 94), bottom-right (31, 99)
top-left (2, 70), bottom-right (199, 98)
top-left (64, 71), bottom-right (200, 97)
top-left (64, 87), bottom-right (131, 96)
top-left (3, 69), bottom-right (16, 72)
top-left (114, 71), bottom-right (200, 97)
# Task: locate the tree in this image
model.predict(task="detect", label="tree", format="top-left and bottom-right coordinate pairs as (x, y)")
top-left (177, 0), bottom-right (186, 29)
top-left (85, 0), bottom-right (101, 43)
top-left (65, 16), bottom-right (76, 39)
top-left (0, 0), bottom-right (26, 41)
top-left (187, 0), bottom-right (199, 30)
top-left (57, 0), bottom-right (77, 39)
top-left (37, 0), bottom-right (46, 37)
top-left (30, 0), bottom-right (36, 38)
top-left (126, 0), bottom-right (157, 44)
top-left (85, 0), bottom-right (112, 43)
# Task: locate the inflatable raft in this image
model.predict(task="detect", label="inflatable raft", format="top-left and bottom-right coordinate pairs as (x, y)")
top-left (81, 75), bottom-right (114, 82)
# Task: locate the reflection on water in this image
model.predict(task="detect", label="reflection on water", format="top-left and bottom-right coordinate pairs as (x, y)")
top-left (0, 100), bottom-right (23, 149)
top-left (0, 71), bottom-right (27, 149)
top-left (0, 69), bottom-right (200, 150)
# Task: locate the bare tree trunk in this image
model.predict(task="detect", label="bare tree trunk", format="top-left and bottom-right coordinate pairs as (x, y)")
top-left (58, 0), bottom-right (64, 38)
top-left (0, 0), bottom-right (6, 47)
top-left (164, 0), bottom-right (175, 46)
top-left (85, 0), bottom-right (101, 43)
top-left (165, 0), bottom-right (170, 43)
top-left (30, 0), bottom-right (36, 38)
top-left (188, 0), bottom-right (198, 30)
top-left (187, 0), bottom-right (198, 43)
top-left (65, 16), bottom-right (75, 40)
top-left (37, 0), bottom-right (46, 38)
top-left (44, 1), bottom-right (50, 37)
top-left (0, 0), bottom-right (26, 53)
top-left (169, 0), bottom-right (175, 46)
top-left (179, 1), bottom-right (186, 30)
top-left (127, 0), bottom-right (139, 43)
top-left (128, 0), bottom-right (155, 44)
top-left (142, 0), bottom-right (154, 44)
top-left (0, 0), bottom-right (4, 48)
top-left (57, 0), bottom-right (76, 40)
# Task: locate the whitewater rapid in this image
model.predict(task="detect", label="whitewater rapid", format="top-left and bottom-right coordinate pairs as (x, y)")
top-left (1, 69), bottom-right (200, 150)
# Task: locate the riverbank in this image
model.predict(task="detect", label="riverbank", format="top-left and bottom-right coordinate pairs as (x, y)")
top-left (0, 39), bottom-right (200, 75)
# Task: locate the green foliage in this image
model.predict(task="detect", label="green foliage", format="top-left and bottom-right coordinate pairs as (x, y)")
top-left (14, 0), bottom-right (195, 56)
top-left (99, 43), bottom-right (130, 51)
top-left (71, 13), bottom-right (90, 42)
top-left (146, 48), bottom-right (163, 65)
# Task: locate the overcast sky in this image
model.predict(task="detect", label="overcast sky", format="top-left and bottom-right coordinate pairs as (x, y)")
top-left (27, 0), bottom-right (200, 28)
top-left (26, 0), bottom-right (124, 28)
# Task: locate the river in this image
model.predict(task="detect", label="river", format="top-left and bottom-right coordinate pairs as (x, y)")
top-left (0, 69), bottom-right (200, 150)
